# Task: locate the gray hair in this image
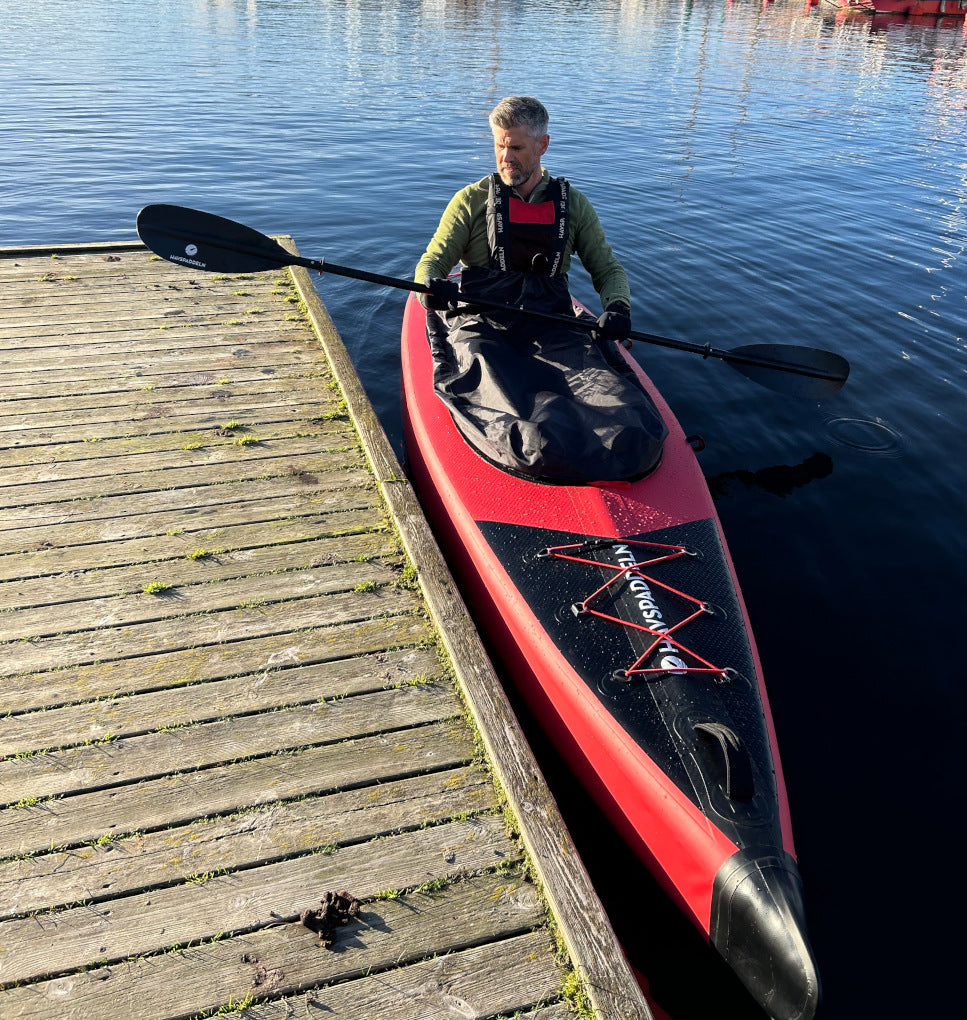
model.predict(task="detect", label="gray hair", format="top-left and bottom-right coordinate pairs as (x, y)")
top-left (488, 96), bottom-right (549, 139)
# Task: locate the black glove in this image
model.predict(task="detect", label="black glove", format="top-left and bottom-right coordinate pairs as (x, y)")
top-left (594, 301), bottom-right (631, 342)
top-left (421, 277), bottom-right (461, 312)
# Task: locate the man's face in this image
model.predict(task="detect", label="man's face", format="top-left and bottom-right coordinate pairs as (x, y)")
top-left (492, 125), bottom-right (549, 192)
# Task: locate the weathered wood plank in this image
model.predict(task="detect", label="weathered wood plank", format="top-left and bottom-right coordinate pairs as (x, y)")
top-left (0, 257), bottom-right (288, 292)
top-left (0, 815), bottom-right (517, 988)
top-left (0, 329), bottom-right (304, 357)
top-left (0, 470), bottom-right (374, 547)
top-left (0, 314), bottom-right (306, 346)
top-left (5, 552), bottom-right (401, 641)
top-left (0, 644), bottom-right (438, 758)
top-left (0, 445), bottom-right (364, 510)
top-left (0, 292), bottom-right (300, 323)
top-left (0, 246), bottom-right (183, 279)
top-left (0, 501), bottom-right (379, 576)
top-left (1, 497), bottom-right (385, 571)
top-left (0, 315), bottom-right (310, 347)
top-left (3, 544), bottom-right (399, 628)
top-left (0, 247), bottom-right (205, 276)
top-left (0, 358), bottom-right (326, 403)
top-left (0, 719), bottom-right (474, 858)
top-left (0, 421), bottom-right (351, 475)
top-left (244, 932), bottom-right (563, 1020)
top-left (0, 263), bottom-right (298, 323)
top-left (0, 373), bottom-right (327, 426)
top-left (0, 529), bottom-right (395, 611)
top-left (0, 683), bottom-right (460, 805)
top-left (0, 874), bottom-right (553, 1020)
top-left (0, 333), bottom-right (307, 378)
top-left (0, 407), bottom-right (343, 461)
top-left (0, 426), bottom-right (358, 490)
top-left (0, 395), bottom-right (339, 448)
top-left (0, 289), bottom-right (297, 320)
top-left (0, 309), bottom-right (305, 344)
top-left (3, 613), bottom-right (431, 715)
top-left (0, 299), bottom-right (302, 329)
top-left (0, 766), bottom-right (494, 920)
top-left (1, 584), bottom-right (421, 676)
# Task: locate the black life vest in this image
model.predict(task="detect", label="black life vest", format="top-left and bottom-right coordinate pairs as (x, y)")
top-left (485, 173), bottom-right (570, 276)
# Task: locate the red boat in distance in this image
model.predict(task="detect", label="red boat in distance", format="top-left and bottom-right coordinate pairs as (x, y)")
top-left (821, 0), bottom-right (967, 16)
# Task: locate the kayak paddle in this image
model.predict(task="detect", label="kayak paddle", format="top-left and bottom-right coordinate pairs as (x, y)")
top-left (136, 203), bottom-right (849, 398)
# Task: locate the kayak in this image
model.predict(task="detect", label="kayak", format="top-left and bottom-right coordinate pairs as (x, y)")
top-left (400, 290), bottom-right (820, 1020)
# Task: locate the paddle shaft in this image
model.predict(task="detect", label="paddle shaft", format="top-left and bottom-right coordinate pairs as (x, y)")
top-left (300, 253), bottom-right (430, 295)
top-left (136, 203), bottom-right (849, 393)
top-left (281, 254), bottom-right (842, 385)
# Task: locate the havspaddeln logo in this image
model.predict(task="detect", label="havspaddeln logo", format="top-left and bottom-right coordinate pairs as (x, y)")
top-left (170, 241), bottom-right (207, 269)
top-left (612, 544), bottom-right (688, 674)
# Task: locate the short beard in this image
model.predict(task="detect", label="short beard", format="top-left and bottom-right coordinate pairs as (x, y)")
top-left (499, 163), bottom-right (537, 188)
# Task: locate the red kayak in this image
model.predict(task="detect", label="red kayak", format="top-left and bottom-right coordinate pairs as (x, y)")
top-left (401, 290), bottom-right (820, 1020)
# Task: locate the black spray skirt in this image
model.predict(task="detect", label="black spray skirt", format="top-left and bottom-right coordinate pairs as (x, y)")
top-left (428, 267), bottom-right (668, 484)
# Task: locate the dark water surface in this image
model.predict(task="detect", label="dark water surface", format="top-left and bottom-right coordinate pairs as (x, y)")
top-left (3, 1), bottom-right (965, 1017)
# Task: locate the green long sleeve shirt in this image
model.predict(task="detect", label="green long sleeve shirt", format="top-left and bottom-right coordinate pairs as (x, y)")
top-left (415, 170), bottom-right (631, 311)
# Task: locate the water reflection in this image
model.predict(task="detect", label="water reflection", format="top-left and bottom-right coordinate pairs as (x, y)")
top-left (707, 450), bottom-right (835, 498)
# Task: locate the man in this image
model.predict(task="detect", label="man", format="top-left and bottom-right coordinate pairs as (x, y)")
top-left (415, 95), bottom-right (631, 341)
top-left (413, 96), bottom-right (665, 483)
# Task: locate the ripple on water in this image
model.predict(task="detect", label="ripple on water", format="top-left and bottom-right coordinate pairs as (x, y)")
top-left (824, 415), bottom-right (903, 455)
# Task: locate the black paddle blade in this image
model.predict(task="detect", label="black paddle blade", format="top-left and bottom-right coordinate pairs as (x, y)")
top-left (727, 344), bottom-right (850, 399)
top-left (136, 204), bottom-right (305, 274)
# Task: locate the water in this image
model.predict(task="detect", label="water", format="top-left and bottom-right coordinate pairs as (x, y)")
top-left (3, 1), bottom-right (965, 1016)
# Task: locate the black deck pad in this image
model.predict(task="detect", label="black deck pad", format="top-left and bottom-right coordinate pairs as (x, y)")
top-left (478, 517), bottom-right (784, 849)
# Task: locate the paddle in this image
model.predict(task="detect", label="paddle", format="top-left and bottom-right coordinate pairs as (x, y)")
top-left (136, 203), bottom-right (849, 398)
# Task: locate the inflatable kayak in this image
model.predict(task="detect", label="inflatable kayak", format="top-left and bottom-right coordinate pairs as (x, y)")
top-left (401, 290), bottom-right (820, 1020)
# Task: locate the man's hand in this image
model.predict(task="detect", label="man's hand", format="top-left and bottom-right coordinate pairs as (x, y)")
top-left (594, 302), bottom-right (632, 342)
top-left (421, 277), bottom-right (461, 311)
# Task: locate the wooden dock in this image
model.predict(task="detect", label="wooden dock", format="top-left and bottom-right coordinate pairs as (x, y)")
top-left (0, 242), bottom-right (652, 1019)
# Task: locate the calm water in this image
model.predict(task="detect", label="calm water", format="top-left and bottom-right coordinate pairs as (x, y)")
top-left (3, 1), bottom-right (965, 1016)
